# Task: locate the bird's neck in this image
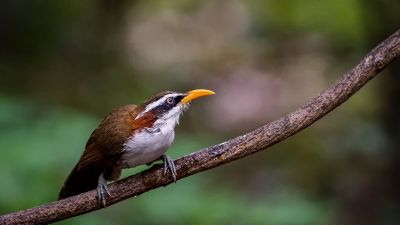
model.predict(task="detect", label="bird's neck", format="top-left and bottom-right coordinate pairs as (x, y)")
top-left (149, 103), bottom-right (186, 134)
top-left (153, 114), bottom-right (181, 135)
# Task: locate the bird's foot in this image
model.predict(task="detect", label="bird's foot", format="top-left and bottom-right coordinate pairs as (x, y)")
top-left (97, 174), bottom-right (111, 207)
top-left (162, 154), bottom-right (177, 182)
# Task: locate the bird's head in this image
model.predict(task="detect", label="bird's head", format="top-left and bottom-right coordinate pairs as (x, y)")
top-left (136, 89), bottom-right (215, 126)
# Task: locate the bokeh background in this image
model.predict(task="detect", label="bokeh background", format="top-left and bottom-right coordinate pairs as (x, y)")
top-left (1, 1), bottom-right (399, 225)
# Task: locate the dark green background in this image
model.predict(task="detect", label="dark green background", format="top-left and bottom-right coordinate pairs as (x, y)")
top-left (1, 1), bottom-right (399, 224)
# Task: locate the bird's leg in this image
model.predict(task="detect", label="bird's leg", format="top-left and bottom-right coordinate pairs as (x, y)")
top-left (162, 154), bottom-right (177, 182)
top-left (97, 173), bottom-right (111, 207)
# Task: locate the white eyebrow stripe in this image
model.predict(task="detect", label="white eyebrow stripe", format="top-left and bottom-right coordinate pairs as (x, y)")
top-left (135, 93), bottom-right (179, 119)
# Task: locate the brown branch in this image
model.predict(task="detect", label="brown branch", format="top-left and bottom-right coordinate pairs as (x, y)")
top-left (1, 29), bottom-right (400, 225)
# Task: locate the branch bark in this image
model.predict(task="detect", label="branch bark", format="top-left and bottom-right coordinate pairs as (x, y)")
top-left (1, 29), bottom-right (400, 225)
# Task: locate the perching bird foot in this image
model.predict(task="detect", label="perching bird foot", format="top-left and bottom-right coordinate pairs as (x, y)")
top-left (162, 154), bottom-right (177, 182)
top-left (97, 174), bottom-right (111, 207)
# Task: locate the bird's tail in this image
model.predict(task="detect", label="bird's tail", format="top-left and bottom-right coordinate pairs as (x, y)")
top-left (58, 163), bottom-right (103, 200)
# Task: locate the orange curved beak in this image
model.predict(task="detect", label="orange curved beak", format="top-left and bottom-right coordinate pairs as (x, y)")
top-left (181, 89), bottom-right (216, 104)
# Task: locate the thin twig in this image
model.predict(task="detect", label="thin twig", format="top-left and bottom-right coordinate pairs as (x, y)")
top-left (1, 29), bottom-right (399, 225)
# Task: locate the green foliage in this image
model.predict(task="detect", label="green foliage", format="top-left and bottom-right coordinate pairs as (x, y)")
top-left (248, 0), bottom-right (366, 42)
top-left (0, 97), bottom-right (96, 210)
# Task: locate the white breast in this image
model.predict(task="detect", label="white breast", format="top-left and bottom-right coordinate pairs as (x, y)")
top-left (119, 117), bottom-right (177, 168)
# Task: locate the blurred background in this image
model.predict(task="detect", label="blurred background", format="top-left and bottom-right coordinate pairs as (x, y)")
top-left (0, 1), bottom-right (399, 224)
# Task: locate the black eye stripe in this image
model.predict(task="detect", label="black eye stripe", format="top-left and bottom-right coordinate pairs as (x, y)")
top-left (165, 95), bottom-right (184, 106)
top-left (174, 95), bottom-right (184, 103)
top-left (149, 94), bottom-right (185, 116)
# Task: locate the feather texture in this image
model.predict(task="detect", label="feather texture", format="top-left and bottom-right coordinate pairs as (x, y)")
top-left (59, 104), bottom-right (157, 199)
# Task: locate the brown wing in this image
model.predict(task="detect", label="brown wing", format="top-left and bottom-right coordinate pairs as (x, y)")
top-left (59, 104), bottom-right (158, 199)
top-left (77, 104), bottom-right (157, 170)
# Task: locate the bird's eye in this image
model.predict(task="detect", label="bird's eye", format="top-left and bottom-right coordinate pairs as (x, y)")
top-left (166, 97), bottom-right (174, 104)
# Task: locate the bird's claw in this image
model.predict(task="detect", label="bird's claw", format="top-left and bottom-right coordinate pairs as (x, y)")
top-left (162, 155), bottom-right (177, 182)
top-left (97, 175), bottom-right (111, 207)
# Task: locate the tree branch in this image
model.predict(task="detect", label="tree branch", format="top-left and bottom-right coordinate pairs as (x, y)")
top-left (1, 29), bottom-right (400, 225)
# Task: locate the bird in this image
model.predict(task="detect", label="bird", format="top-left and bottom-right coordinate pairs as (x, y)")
top-left (58, 89), bottom-right (215, 206)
